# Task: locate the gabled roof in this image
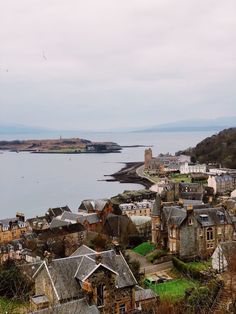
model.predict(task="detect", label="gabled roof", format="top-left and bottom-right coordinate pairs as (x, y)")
top-left (71, 245), bottom-right (96, 257)
top-left (75, 255), bottom-right (118, 282)
top-left (60, 211), bottom-right (79, 222)
top-left (162, 206), bottom-right (186, 227)
top-left (32, 248), bottom-right (137, 301)
top-left (45, 206), bottom-right (71, 221)
top-left (78, 199), bottom-right (109, 212)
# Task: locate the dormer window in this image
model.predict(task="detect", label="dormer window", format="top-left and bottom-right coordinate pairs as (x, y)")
top-left (200, 214), bottom-right (208, 222)
top-left (217, 212), bottom-right (225, 223)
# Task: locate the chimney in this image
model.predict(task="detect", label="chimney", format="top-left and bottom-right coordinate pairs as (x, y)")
top-left (16, 212), bottom-right (25, 222)
top-left (95, 253), bottom-right (102, 264)
top-left (44, 251), bottom-right (53, 265)
top-left (186, 205), bottom-right (193, 215)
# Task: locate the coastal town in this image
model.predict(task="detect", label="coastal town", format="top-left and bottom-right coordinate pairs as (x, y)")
top-left (0, 129), bottom-right (236, 313)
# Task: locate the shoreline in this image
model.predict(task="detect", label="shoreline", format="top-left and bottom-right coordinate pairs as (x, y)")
top-left (105, 162), bottom-right (152, 189)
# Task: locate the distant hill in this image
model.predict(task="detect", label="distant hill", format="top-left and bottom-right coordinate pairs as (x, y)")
top-left (0, 123), bottom-right (49, 135)
top-left (134, 116), bottom-right (236, 132)
top-left (177, 128), bottom-right (236, 168)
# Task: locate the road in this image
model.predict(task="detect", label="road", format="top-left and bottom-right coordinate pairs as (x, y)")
top-left (141, 261), bottom-right (173, 275)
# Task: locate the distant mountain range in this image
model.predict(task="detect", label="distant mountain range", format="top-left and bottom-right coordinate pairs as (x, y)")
top-left (0, 116), bottom-right (235, 135)
top-left (0, 123), bottom-right (49, 135)
top-left (133, 116), bottom-right (236, 132)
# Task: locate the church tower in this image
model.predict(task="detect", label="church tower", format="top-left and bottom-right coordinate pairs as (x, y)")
top-left (151, 194), bottom-right (162, 244)
top-left (144, 148), bottom-right (153, 169)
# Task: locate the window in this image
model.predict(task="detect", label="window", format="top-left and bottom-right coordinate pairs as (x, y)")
top-left (97, 284), bottom-right (104, 306)
top-left (206, 227), bottom-right (214, 241)
top-left (172, 228), bottom-right (176, 238)
top-left (207, 243), bottom-right (214, 249)
top-left (188, 218), bottom-right (193, 225)
top-left (200, 214), bottom-right (208, 222)
top-left (218, 213), bottom-right (225, 223)
top-left (119, 304), bottom-right (126, 314)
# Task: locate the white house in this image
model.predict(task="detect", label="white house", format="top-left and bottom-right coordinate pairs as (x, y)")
top-left (212, 241), bottom-right (236, 272)
top-left (180, 162), bottom-right (206, 174)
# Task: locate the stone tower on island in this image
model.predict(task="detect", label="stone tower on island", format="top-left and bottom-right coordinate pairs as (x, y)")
top-left (151, 194), bottom-right (162, 244)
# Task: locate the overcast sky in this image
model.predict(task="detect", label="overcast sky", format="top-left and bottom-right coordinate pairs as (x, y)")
top-left (0, 0), bottom-right (235, 131)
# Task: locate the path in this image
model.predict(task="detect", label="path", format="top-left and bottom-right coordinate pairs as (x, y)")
top-left (126, 250), bottom-right (173, 275)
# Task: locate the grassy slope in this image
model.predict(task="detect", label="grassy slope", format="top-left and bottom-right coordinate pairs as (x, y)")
top-left (133, 242), bottom-right (155, 256)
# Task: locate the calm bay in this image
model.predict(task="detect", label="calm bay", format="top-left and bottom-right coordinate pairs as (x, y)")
top-left (0, 131), bottom-right (213, 217)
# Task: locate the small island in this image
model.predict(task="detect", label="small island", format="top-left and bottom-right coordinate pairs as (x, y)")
top-left (0, 137), bottom-right (122, 154)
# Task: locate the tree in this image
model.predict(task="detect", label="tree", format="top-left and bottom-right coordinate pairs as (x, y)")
top-left (0, 260), bottom-right (32, 299)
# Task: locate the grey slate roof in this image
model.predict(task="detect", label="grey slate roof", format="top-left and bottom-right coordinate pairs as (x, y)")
top-left (162, 206), bottom-right (186, 226)
top-left (135, 288), bottom-right (156, 301)
top-left (162, 205), bottom-right (233, 228)
top-left (60, 211), bottom-right (80, 222)
top-left (45, 206), bottom-right (71, 221)
top-left (78, 199), bottom-right (109, 212)
top-left (30, 298), bottom-right (99, 314)
top-left (77, 213), bottom-right (100, 224)
top-left (71, 244), bottom-right (96, 256)
top-left (50, 217), bottom-right (70, 229)
top-left (33, 248), bottom-right (137, 301)
top-left (194, 207), bottom-right (232, 227)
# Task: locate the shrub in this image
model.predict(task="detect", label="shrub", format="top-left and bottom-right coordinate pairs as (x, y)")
top-left (147, 249), bottom-right (168, 263)
top-left (172, 257), bottom-right (209, 281)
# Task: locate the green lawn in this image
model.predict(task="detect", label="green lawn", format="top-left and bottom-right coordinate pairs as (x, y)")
top-left (150, 279), bottom-right (198, 301)
top-left (186, 260), bottom-right (212, 271)
top-left (133, 242), bottom-right (155, 256)
top-left (170, 174), bottom-right (191, 183)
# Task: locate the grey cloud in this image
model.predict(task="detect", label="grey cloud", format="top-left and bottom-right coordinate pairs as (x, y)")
top-left (0, 0), bottom-right (236, 130)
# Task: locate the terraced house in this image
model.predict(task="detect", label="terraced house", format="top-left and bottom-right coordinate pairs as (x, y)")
top-left (0, 213), bottom-right (28, 244)
top-left (30, 245), bottom-right (156, 314)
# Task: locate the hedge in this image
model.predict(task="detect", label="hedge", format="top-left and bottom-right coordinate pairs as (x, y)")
top-left (172, 257), bottom-right (209, 281)
top-left (147, 249), bottom-right (168, 263)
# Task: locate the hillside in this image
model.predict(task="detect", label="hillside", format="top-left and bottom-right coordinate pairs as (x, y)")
top-left (176, 128), bottom-right (236, 168)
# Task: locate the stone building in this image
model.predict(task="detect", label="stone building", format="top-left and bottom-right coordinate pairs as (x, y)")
top-left (151, 201), bottom-right (234, 259)
top-left (0, 213), bottom-right (28, 245)
top-left (144, 148), bottom-right (190, 172)
top-left (119, 199), bottom-right (154, 218)
top-left (208, 174), bottom-right (236, 195)
top-left (30, 245), bottom-right (157, 314)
